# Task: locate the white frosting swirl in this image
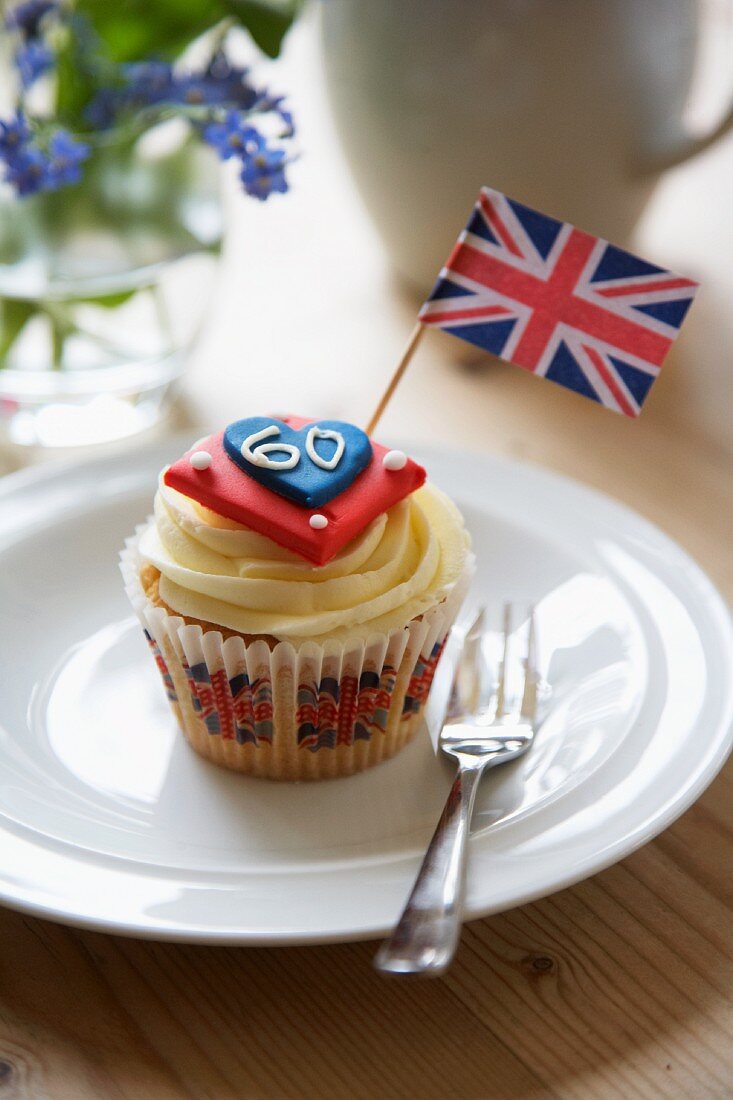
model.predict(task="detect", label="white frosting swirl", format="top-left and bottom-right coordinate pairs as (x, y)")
top-left (138, 475), bottom-right (471, 641)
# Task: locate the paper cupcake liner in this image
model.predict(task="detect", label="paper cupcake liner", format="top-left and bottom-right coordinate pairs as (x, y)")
top-left (120, 526), bottom-right (473, 780)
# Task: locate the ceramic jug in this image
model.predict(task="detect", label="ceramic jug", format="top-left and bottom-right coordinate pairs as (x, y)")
top-left (321, 0), bottom-right (733, 291)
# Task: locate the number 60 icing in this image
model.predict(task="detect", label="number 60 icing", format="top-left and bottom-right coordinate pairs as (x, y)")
top-left (222, 416), bottom-right (374, 508)
top-left (240, 423), bottom-right (347, 473)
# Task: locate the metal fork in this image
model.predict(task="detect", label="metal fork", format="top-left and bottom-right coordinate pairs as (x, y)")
top-left (374, 604), bottom-right (539, 977)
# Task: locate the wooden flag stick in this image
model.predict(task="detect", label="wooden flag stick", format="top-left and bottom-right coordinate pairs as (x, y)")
top-left (366, 322), bottom-right (426, 436)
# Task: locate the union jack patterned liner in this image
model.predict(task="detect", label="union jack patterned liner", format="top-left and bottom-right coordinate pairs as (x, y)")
top-left (149, 635), bottom-right (446, 753)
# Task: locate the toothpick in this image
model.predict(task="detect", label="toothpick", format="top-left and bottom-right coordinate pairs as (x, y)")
top-left (365, 323), bottom-right (426, 436)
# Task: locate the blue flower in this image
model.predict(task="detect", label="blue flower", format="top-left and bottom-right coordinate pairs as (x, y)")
top-left (256, 94), bottom-right (295, 138)
top-left (202, 112), bottom-right (293, 199)
top-left (46, 130), bottom-right (90, 187)
top-left (1, 124), bottom-right (90, 196)
top-left (203, 54), bottom-right (260, 110)
top-left (2, 144), bottom-right (49, 196)
top-left (83, 88), bottom-right (119, 129)
top-left (121, 64), bottom-right (233, 109)
top-left (240, 146), bottom-right (289, 201)
top-left (85, 61), bottom-right (174, 126)
top-left (84, 53), bottom-right (295, 192)
top-left (87, 62), bottom-right (251, 120)
top-left (15, 41), bottom-right (53, 87)
top-left (5, 0), bottom-right (56, 37)
top-left (120, 61), bottom-right (175, 103)
top-left (0, 113), bottom-right (30, 158)
top-left (278, 107), bottom-right (295, 139)
top-left (203, 111), bottom-right (264, 161)
top-left (171, 76), bottom-right (233, 107)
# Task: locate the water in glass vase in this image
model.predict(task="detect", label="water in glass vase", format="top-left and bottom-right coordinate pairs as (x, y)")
top-left (0, 122), bottom-right (222, 449)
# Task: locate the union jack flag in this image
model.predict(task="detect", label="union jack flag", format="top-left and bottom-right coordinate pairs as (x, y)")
top-left (419, 187), bottom-right (699, 416)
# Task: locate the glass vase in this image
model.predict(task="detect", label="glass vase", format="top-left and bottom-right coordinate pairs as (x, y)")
top-left (0, 122), bottom-right (223, 449)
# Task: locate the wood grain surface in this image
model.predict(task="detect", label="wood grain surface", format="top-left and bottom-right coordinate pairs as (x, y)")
top-left (1, 13), bottom-right (732, 1098)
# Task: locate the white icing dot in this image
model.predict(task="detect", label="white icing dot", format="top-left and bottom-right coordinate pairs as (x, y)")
top-left (189, 450), bottom-right (212, 470)
top-left (309, 514), bottom-right (329, 530)
top-left (383, 449), bottom-right (407, 471)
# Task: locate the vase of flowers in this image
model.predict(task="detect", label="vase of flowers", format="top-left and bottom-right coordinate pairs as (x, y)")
top-left (0, 0), bottom-right (299, 448)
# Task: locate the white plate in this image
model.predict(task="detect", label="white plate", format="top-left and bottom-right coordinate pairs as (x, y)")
top-left (0, 436), bottom-right (731, 944)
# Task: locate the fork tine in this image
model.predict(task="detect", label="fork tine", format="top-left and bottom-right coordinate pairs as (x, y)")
top-left (463, 606), bottom-right (486, 714)
top-left (447, 606), bottom-right (485, 717)
top-left (495, 602), bottom-right (513, 718)
top-left (497, 604), bottom-right (539, 723)
top-left (466, 606), bottom-right (486, 643)
top-left (520, 606), bottom-right (539, 722)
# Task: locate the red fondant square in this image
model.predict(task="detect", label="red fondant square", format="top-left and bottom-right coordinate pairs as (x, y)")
top-left (163, 416), bottom-right (426, 565)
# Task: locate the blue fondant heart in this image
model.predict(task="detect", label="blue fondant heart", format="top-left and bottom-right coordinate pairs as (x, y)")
top-left (223, 417), bottom-right (373, 507)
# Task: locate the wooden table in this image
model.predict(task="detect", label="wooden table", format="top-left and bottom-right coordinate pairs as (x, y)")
top-left (2, 15), bottom-right (732, 1099)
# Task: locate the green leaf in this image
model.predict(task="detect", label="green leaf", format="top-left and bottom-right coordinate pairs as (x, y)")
top-left (220, 0), bottom-right (305, 57)
top-left (78, 0), bottom-right (223, 63)
top-left (75, 289), bottom-right (140, 309)
top-left (74, 0), bottom-right (302, 62)
top-left (0, 299), bottom-right (37, 366)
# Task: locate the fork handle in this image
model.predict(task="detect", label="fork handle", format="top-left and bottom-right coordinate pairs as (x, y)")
top-left (374, 761), bottom-right (485, 976)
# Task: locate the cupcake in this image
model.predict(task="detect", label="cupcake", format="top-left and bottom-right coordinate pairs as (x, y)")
top-left (121, 414), bottom-right (473, 780)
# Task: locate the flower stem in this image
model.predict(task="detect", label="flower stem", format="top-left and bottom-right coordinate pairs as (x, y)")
top-left (50, 314), bottom-right (65, 369)
top-left (45, 302), bottom-right (73, 370)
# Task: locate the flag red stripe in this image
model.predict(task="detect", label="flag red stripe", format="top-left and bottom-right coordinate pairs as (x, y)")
top-left (511, 312), bottom-right (558, 370)
top-left (479, 192), bottom-right (524, 259)
top-left (422, 304), bottom-right (511, 325)
top-left (595, 277), bottom-right (695, 298)
top-left (581, 343), bottom-right (636, 417)
top-left (449, 231), bottom-right (672, 368)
